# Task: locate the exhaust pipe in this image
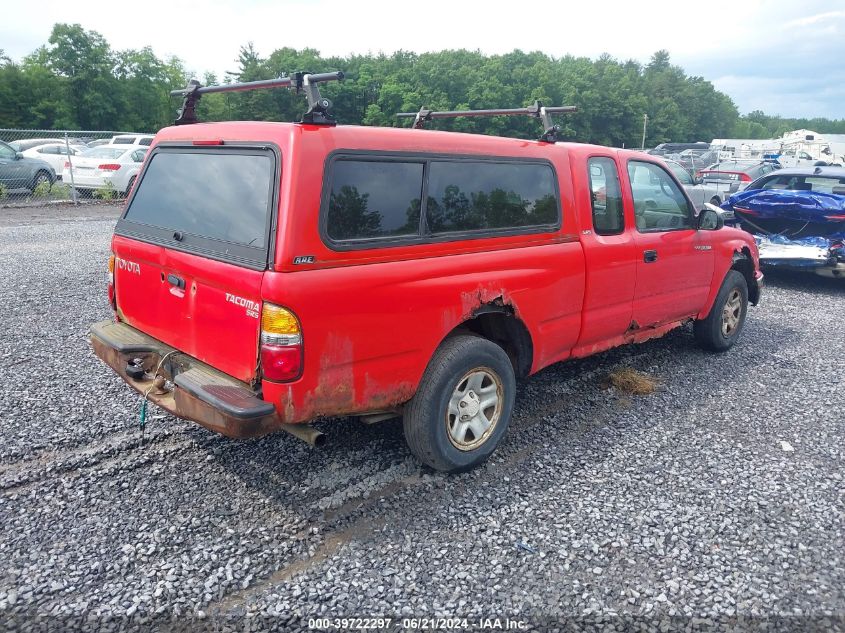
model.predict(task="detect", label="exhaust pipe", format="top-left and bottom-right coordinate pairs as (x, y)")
top-left (279, 423), bottom-right (326, 448)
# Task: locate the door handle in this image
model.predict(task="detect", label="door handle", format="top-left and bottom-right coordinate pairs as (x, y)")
top-left (643, 249), bottom-right (658, 263)
top-left (166, 273), bottom-right (185, 289)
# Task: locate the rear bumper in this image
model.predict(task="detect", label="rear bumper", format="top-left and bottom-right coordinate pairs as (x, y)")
top-left (757, 239), bottom-right (845, 277)
top-left (90, 320), bottom-right (281, 438)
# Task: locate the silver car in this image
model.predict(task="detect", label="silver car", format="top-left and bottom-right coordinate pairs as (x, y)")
top-left (664, 159), bottom-right (724, 209)
top-left (0, 140), bottom-right (56, 192)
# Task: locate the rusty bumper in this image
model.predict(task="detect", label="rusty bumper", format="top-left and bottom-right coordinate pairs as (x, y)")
top-left (90, 321), bottom-right (282, 439)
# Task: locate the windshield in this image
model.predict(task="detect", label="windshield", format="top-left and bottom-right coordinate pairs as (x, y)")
top-left (667, 162), bottom-right (693, 184)
top-left (83, 147), bottom-right (130, 159)
top-left (756, 174), bottom-right (845, 194)
top-left (705, 162), bottom-right (758, 172)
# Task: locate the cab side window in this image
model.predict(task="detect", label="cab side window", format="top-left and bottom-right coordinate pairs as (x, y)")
top-left (588, 157), bottom-right (624, 235)
top-left (627, 161), bottom-right (693, 232)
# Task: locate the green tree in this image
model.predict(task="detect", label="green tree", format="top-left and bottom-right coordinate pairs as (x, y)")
top-left (47, 24), bottom-right (119, 129)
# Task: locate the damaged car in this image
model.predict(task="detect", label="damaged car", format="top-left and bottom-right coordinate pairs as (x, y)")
top-left (722, 166), bottom-right (845, 278)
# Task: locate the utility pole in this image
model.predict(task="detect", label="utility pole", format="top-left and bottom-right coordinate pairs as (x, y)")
top-left (641, 114), bottom-right (648, 150)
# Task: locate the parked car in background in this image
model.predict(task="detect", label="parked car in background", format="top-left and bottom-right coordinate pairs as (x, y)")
top-left (664, 159), bottom-right (724, 209)
top-left (776, 148), bottom-right (842, 168)
top-left (722, 166), bottom-right (845, 277)
top-left (648, 142), bottom-right (710, 157)
top-left (22, 143), bottom-right (85, 178)
top-left (9, 137), bottom-right (87, 152)
top-left (87, 139), bottom-right (112, 149)
top-left (62, 146), bottom-right (147, 195)
top-left (699, 160), bottom-right (781, 197)
top-left (0, 140), bottom-right (56, 191)
top-left (108, 134), bottom-right (154, 147)
top-left (670, 149), bottom-right (721, 175)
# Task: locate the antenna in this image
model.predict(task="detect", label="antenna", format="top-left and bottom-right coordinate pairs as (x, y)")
top-left (396, 100), bottom-right (577, 142)
top-left (169, 71), bottom-right (345, 126)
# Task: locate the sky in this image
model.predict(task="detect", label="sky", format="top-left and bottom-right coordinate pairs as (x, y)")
top-left (2, 0), bottom-right (844, 120)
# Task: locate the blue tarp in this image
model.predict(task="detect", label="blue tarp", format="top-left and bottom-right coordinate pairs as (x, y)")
top-left (765, 234), bottom-right (841, 248)
top-left (725, 189), bottom-right (845, 224)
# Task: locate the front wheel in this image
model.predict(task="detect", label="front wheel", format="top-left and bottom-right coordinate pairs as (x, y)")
top-left (694, 269), bottom-right (749, 352)
top-left (30, 171), bottom-right (52, 192)
top-left (709, 196), bottom-right (721, 206)
top-left (403, 335), bottom-right (515, 472)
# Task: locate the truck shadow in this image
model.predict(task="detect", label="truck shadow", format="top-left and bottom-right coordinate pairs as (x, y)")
top-left (191, 315), bottom-right (808, 613)
top-left (203, 316), bottom-right (801, 528)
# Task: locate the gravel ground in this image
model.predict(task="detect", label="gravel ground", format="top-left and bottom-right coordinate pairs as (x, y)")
top-left (0, 205), bottom-right (843, 632)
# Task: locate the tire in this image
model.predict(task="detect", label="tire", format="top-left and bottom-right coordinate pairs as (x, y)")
top-left (694, 269), bottom-right (749, 352)
top-left (30, 170), bottom-right (52, 192)
top-left (709, 196), bottom-right (721, 206)
top-left (125, 176), bottom-right (137, 196)
top-left (403, 335), bottom-right (515, 473)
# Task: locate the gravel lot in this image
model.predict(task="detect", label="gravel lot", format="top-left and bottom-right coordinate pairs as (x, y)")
top-left (0, 204), bottom-right (843, 632)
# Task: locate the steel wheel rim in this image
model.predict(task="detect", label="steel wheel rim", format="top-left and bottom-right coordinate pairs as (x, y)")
top-left (445, 367), bottom-right (503, 451)
top-left (721, 288), bottom-right (743, 337)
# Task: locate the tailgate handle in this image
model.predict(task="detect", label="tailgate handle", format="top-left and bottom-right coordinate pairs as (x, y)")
top-left (166, 274), bottom-right (185, 289)
top-left (643, 249), bottom-right (658, 263)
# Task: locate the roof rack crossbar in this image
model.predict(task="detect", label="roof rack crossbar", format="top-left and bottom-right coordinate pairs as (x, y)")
top-left (170, 71), bottom-right (344, 126)
top-left (396, 101), bottom-right (577, 142)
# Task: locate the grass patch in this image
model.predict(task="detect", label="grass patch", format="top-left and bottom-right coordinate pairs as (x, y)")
top-left (51, 183), bottom-right (72, 200)
top-left (93, 181), bottom-right (118, 201)
top-left (606, 367), bottom-right (660, 395)
top-left (32, 179), bottom-right (53, 198)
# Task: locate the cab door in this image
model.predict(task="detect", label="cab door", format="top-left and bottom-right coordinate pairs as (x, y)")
top-left (574, 155), bottom-right (637, 350)
top-left (624, 159), bottom-right (714, 327)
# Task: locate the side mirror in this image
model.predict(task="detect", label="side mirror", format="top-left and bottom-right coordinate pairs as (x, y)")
top-left (698, 206), bottom-right (724, 230)
top-left (693, 176), bottom-right (703, 185)
top-left (15, 152), bottom-right (23, 160)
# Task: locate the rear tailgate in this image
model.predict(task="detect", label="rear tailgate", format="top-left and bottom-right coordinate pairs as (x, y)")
top-left (112, 143), bottom-right (278, 383)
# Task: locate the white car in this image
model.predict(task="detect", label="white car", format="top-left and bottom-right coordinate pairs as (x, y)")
top-left (62, 146), bottom-right (147, 194)
top-left (22, 143), bottom-right (85, 179)
top-left (108, 134), bottom-right (154, 147)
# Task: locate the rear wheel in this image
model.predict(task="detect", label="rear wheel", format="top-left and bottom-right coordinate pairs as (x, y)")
top-left (403, 335), bottom-right (515, 472)
top-left (694, 270), bottom-right (748, 352)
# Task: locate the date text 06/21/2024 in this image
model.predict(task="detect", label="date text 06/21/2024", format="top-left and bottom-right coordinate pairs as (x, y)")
top-left (307, 617), bottom-right (529, 631)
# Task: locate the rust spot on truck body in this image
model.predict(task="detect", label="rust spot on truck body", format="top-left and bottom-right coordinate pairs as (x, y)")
top-left (460, 286), bottom-right (519, 321)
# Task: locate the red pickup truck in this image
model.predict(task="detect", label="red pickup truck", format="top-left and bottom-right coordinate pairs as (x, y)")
top-left (91, 116), bottom-right (762, 472)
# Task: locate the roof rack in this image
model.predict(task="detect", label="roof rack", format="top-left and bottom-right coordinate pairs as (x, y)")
top-left (169, 71), bottom-right (345, 126)
top-left (396, 100), bottom-right (577, 142)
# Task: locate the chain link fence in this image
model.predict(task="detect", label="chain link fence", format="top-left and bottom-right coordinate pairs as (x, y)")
top-left (0, 129), bottom-right (154, 204)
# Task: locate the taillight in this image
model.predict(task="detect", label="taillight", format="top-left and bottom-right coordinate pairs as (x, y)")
top-left (260, 304), bottom-right (302, 382)
top-left (64, 161), bottom-right (70, 169)
top-left (739, 173), bottom-right (752, 182)
top-left (107, 254), bottom-right (117, 314)
top-left (98, 163), bottom-right (121, 171)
